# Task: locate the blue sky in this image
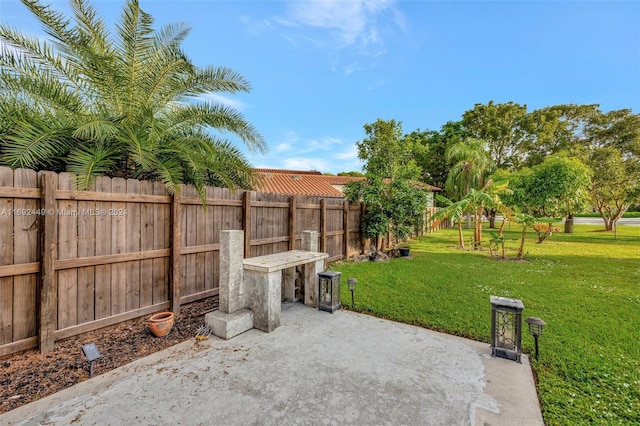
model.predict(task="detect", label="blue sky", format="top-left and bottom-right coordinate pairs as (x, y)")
top-left (2, 0), bottom-right (639, 174)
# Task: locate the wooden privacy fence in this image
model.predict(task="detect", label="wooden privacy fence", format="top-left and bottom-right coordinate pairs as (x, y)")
top-left (0, 168), bottom-right (365, 356)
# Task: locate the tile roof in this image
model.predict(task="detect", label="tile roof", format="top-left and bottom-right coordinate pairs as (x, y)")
top-left (253, 169), bottom-right (349, 197)
top-left (252, 169), bottom-right (440, 197)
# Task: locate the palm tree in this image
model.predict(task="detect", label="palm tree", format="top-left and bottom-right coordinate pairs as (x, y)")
top-left (445, 139), bottom-right (494, 199)
top-left (0, 0), bottom-right (266, 199)
top-left (431, 195), bottom-right (471, 249)
top-left (445, 139), bottom-right (494, 228)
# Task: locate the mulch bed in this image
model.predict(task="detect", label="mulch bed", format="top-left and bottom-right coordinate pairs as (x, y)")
top-left (0, 296), bottom-right (218, 414)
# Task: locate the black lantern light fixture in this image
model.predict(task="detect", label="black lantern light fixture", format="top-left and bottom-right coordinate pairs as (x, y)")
top-left (490, 296), bottom-right (525, 363)
top-left (525, 316), bottom-right (547, 360)
top-left (347, 278), bottom-right (357, 307)
top-left (318, 270), bottom-right (341, 313)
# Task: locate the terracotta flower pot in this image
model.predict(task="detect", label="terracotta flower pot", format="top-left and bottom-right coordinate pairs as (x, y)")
top-left (148, 312), bottom-right (175, 337)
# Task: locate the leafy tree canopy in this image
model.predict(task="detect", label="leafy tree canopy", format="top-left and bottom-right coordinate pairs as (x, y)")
top-left (461, 100), bottom-right (529, 170)
top-left (356, 118), bottom-right (420, 180)
top-left (337, 171), bottom-right (365, 177)
top-left (499, 153), bottom-right (591, 220)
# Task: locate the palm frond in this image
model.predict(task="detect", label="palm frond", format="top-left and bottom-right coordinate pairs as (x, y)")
top-left (1, 117), bottom-right (72, 168)
top-left (66, 142), bottom-right (119, 189)
top-left (166, 103), bottom-right (266, 153)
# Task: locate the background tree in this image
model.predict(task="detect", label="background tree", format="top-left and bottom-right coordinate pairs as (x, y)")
top-left (0, 0), bottom-right (265, 199)
top-left (344, 177), bottom-right (427, 249)
top-left (407, 121), bottom-right (470, 198)
top-left (501, 154), bottom-right (591, 235)
top-left (520, 104), bottom-right (598, 167)
top-left (587, 147), bottom-right (640, 231)
top-left (583, 108), bottom-right (640, 231)
top-left (461, 101), bottom-right (529, 170)
top-left (337, 171), bottom-right (365, 177)
top-left (356, 118), bottom-right (420, 180)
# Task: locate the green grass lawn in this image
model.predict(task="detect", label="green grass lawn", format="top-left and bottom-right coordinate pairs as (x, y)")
top-left (333, 224), bottom-right (640, 425)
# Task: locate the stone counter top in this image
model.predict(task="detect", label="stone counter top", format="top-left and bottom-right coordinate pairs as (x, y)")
top-left (242, 250), bottom-right (328, 273)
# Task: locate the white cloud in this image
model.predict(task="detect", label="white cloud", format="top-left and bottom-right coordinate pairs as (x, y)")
top-left (283, 157), bottom-right (332, 171)
top-left (249, 0), bottom-right (405, 73)
top-left (333, 144), bottom-right (359, 161)
top-left (276, 143), bottom-right (292, 152)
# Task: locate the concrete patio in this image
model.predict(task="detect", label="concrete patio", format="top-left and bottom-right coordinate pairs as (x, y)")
top-left (0, 303), bottom-right (544, 426)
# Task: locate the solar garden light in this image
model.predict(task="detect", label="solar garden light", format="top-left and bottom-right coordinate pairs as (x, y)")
top-left (82, 343), bottom-right (101, 377)
top-left (490, 296), bottom-right (525, 363)
top-left (347, 278), bottom-right (357, 306)
top-left (525, 317), bottom-right (547, 360)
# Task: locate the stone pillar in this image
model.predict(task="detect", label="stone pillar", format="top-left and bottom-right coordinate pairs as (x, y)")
top-left (219, 230), bottom-right (246, 313)
top-left (302, 230), bottom-right (318, 252)
top-left (245, 270), bottom-right (281, 332)
top-left (206, 230), bottom-right (253, 340)
top-left (304, 259), bottom-right (325, 307)
top-left (302, 230), bottom-right (321, 307)
top-left (283, 267), bottom-right (297, 302)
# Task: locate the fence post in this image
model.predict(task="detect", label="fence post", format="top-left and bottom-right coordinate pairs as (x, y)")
top-left (343, 200), bottom-right (349, 259)
top-left (243, 191), bottom-right (251, 258)
top-left (170, 185), bottom-right (182, 315)
top-left (288, 196), bottom-right (296, 250)
top-left (39, 172), bottom-right (57, 353)
top-left (360, 202), bottom-right (366, 253)
top-left (320, 199), bottom-right (326, 253)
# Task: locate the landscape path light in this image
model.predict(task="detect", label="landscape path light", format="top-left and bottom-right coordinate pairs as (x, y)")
top-left (82, 343), bottom-right (101, 377)
top-left (525, 316), bottom-right (547, 360)
top-left (347, 278), bottom-right (357, 307)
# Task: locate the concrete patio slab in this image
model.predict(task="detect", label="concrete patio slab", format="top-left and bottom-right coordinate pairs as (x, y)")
top-left (0, 304), bottom-right (543, 426)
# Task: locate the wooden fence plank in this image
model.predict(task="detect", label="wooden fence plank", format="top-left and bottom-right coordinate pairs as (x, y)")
top-left (0, 167), bottom-right (14, 345)
top-left (125, 179), bottom-right (141, 311)
top-left (152, 182), bottom-right (168, 304)
top-left (57, 173), bottom-right (78, 330)
top-left (204, 186), bottom-right (215, 292)
top-left (39, 171), bottom-right (56, 352)
top-left (12, 169), bottom-right (38, 342)
top-left (184, 185), bottom-right (197, 298)
top-left (77, 179), bottom-right (96, 324)
top-left (243, 191), bottom-right (251, 258)
top-left (320, 199), bottom-right (326, 253)
top-left (288, 196), bottom-right (296, 250)
top-left (170, 185), bottom-right (183, 315)
top-left (94, 176), bottom-right (112, 319)
top-left (195, 189), bottom-right (206, 294)
top-left (110, 178), bottom-right (127, 315)
top-left (343, 200), bottom-right (349, 258)
top-left (139, 180), bottom-right (154, 308)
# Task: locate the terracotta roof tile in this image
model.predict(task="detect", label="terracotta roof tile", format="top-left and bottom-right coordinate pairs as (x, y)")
top-left (254, 171), bottom-right (346, 197)
top-left (252, 169), bottom-right (440, 196)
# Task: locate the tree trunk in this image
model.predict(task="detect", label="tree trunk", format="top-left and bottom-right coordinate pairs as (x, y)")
top-left (564, 214), bottom-right (574, 234)
top-left (488, 209), bottom-right (496, 229)
top-left (517, 227), bottom-right (526, 259)
top-left (606, 220), bottom-right (615, 232)
top-left (474, 208), bottom-right (483, 250)
top-left (498, 218), bottom-right (507, 237)
top-left (457, 221), bottom-right (465, 249)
